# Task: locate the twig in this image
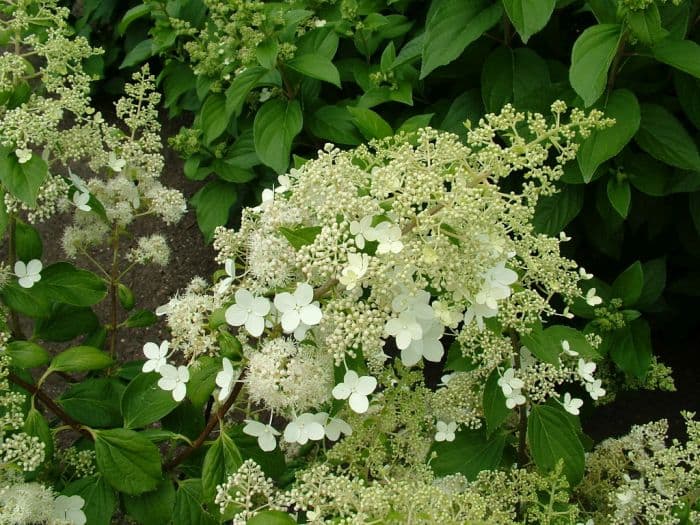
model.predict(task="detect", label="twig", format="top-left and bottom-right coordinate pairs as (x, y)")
top-left (165, 369), bottom-right (247, 471)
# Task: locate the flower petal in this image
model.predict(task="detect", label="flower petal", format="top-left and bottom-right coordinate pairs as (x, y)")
top-left (225, 304), bottom-right (248, 327)
top-left (300, 303), bottom-right (322, 326)
top-left (243, 420), bottom-right (265, 437)
top-left (356, 375), bottom-right (377, 396)
top-left (348, 392), bottom-right (369, 413)
top-left (258, 431), bottom-right (277, 452)
top-left (332, 383), bottom-right (351, 400)
top-left (281, 310), bottom-right (301, 333)
top-left (172, 383), bottom-right (187, 402)
top-left (251, 297), bottom-right (271, 316)
top-left (234, 288), bottom-right (253, 307)
top-left (274, 292), bottom-right (296, 312)
top-left (143, 342), bottom-right (160, 359)
top-left (246, 315), bottom-right (265, 337)
top-left (294, 282), bottom-right (314, 305)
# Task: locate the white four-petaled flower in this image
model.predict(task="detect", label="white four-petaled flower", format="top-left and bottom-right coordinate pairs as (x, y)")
top-left (349, 215), bottom-right (377, 249)
top-left (283, 413), bottom-right (325, 445)
top-left (497, 368), bottom-right (524, 397)
top-left (225, 288), bottom-right (271, 337)
top-left (434, 420), bottom-right (457, 442)
top-left (72, 190), bottom-right (91, 212)
top-left (274, 282), bottom-right (322, 333)
top-left (562, 392), bottom-right (583, 415)
top-left (157, 364), bottom-right (189, 402)
top-left (561, 339), bottom-right (578, 356)
top-left (585, 287), bottom-right (602, 306)
top-left (401, 319), bottom-right (444, 367)
top-left (243, 420), bottom-right (280, 452)
top-left (15, 148), bottom-right (32, 164)
top-left (374, 222), bottom-right (403, 254)
top-left (332, 370), bottom-right (377, 414)
top-left (339, 252), bottom-right (370, 290)
top-left (14, 259), bottom-right (42, 288)
top-left (384, 311), bottom-right (423, 350)
top-left (217, 259), bottom-right (236, 294)
top-left (216, 357), bottom-right (239, 401)
top-left (577, 358), bottom-right (596, 383)
top-left (142, 340), bottom-right (169, 373)
top-left (108, 152), bottom-right (126, 172)
top-left (585, 379), bottom-right (606, 400)
top-left (52, 495), bottom-right (86, 525)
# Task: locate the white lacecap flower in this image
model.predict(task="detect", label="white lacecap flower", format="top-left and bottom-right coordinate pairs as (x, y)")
top-left (142, 341), bottom-right (169, 373)
top-left (216, 357), bottom-right (239, 401)
top-left (273, 282), bottom-right (322, 333)
top-left (505, 389), bottom-right (526, 409)
top-left (562, 392), bottom-right (583, 415)
top-left (243, 420), bottom-right (280, 452)
top-left (217, 259), bottom-right (236, 294)
top-left (374, 221), bottom-right (403, 254)
top-left (15, 259), bottom-right (42, 288)
top-left (225, 288), bottom-right (271, 337)
top-left (561, 339), bottom-right (578, 356)
top-left (72, 190), bottom-right (91, 212)
top-left (52, 495), bottom-right (86, 525)
top-left (475, 262), bottom-right (518, 310)
top-left (384, 310), bottom-right (423, 350)
top-left (157, 364), bottom-right (189, 402)
top-left (435, 420), bottom-right (457, 442)
top-left (332, 370), bottom-right (377, 414)
top-left (68, 169), bottom-right (89, 193)
top-left (585, 287), bottom-right (602, 306)
top-left (497, 368), bottom-right (524, 397)
top-left (431, 300), bottom-right (462, 328)
top-left (559, 231), bottom-right (572, 242)
top-left (401, 318), bottom-right (444, 367)
top-left (463, 301), bottom-right (498, 330)
top-left (391, 290), bottom-right (434, 320)
top-left (577, 358), bottom-right (596, 383)
top-left (579, 267), bottom-right (594, 280)
top-left (585, 379), bottom-right (606, 400)
top-left (15, 148), bottom-right (32, 164)
top-left (283, 413), bottom-right (325, 445)
top-left (275, 174), bottom-right (292, 193)
top-left (339, 252), bottom-right (370, 290)
top-left (324, 417), bottom-right (352, 441)
top-left (108, 152), bottom-right (126, 172)
top-left (348, 215), bottom-right (376, 249)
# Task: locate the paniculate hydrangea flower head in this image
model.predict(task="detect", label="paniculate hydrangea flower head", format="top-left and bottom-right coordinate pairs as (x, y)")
top-left (225, 288), bottom-right (270, 337)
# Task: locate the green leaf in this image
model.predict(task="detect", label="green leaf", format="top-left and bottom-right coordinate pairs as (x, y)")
top-left (118, 283), bottom-right (135, 310)
top-left (34, 304), bottom-right (99, 342)
top-left (117, 4), bottom-right (150, 36)
top-left (191, 180), bottom-right (237, 242)
top-left (5, 341), bottom-right (50, 368)
top-left (483, 369), bottom-right (511, 433)
top-left (120, 39), bottom-right (154, 69)
top-left (124, 309), bottom-right (158, 328)
top-left (200, 94), bottom-right (231, 145)
top-left (38, 262), bottom-right (107, 307)
top-left (481, 47), bottom-right (552, 114)
top-left (429, 427), bottom-right (505, 480)
top-left (502, 0), bottom-right (556, 43)
top-left (63, 476), bottom-right (117, 525)
top-left (60, 378), bottom-right (125, 428)
top-left (0, 146), bottom-right (48, 206)
top-left (577, 89), bottom-right (640, 182)
top-left (533, 185), bottom-right (584, 235)
top-left (122, 373), bottom-right (179, 429)
top-left (173, 479), bottom-right (218, 525)
top-left (607, 177), bottom-right (631, 218)
top-left (286, 54), bottom-right (341, 87)
top-left (247, 512), bottom-right (296, 525)
top-left (94, 428), bottom-right (162, 495)
top-left (123, 480), bottom-right (175, 525)
top-left (253, 99), bottom-right (303, 174)
top-left (225, 66), bottom-right (267, 117)
top-left (49, 346), bottom-right (112, 373)
top-left (15, 219), bottom-right (42, 261)
top-left (528, 404), bottom-right (585, 484)
top-left (212, 160), bottom-right (256, 183)
top-left (23, 408), bottom-right (53, 466)
top-left (187, 356), bottom-right (221, 409)
top-left (229, 426), bottom-right (287, 481)
top-left (308, 106), bottom-right (363, 146)
top-left (202, 432), bottom-right (243, 498)
top-left (421, 0), bottom-right (502, 78)
top-left (0, 281), bottom-right (52, 318)
top-left (278, 225), bottom-right (322, 250)
top-left (635, 103), bottom-right (700, 170)
top-left (607, 318), bottom-right (653, 378)
top-left (569, 24), bottom-right (622, 106)
top-left (397, 113), bottom-right (434, 134)
top-left (628, 4), bottom-right (667, 46)
top-left (612, 261), bottom-right (644, 306)
top-left (347, 106), bottom-right (393, 140)
top-left (521, 324), bottom-right (598, 364)
top-left (636, 258), bottom-right (666, 309)
top-left (439, 89), bottom-right (483, 141)
top-left (674, 72), bottom-right (700, 129)
top-left (653, 38), bottom-right (700, 78)
top-left (256, 39), bottom-right (278, 69)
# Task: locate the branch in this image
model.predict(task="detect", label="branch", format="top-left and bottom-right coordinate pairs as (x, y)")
top-left (165, 369), bottom-right (247, 471)
top-left (8, 372), bottom-right (92, 440)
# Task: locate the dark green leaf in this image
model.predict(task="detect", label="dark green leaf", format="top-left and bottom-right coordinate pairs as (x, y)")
top-left (528, 404), bottom-right (585, 484)
top-left (278, 226), bottom-right (322, 250)
top-left (173, 479), bottom-right (218, 525)
top-left (256, 39), bottom-right (278, 69)
top-left (225, 66), bottom-right (267, 117)
top-left (123, 480), bottom-right (175, 525)
top-left (607, 318), bottom-right (653, 378)
top-left (23, 408), bottom-right (53, 465)
top-left (122, 373), bottom-right (179, 429)
top-left (117, 4), bottom-right (150, 36)
top-left (202, 433), bottom-right (243, 498)
top-left (0, 146), bottom-right (48, 206)
top-left (502, 0), bottom-right (556, 43)
top-left (483, 369), bottom-right (511, 433)
top-left (628, 4), bottom-right (667, 46)
top-left (397, 114), bottom-right (434, 134)
top-left (60, 378), bottom-right (124, 428)
top-left (200, 94), bottom-right (231, 145)
top-left (229, 426), bottom-right (287, 481)
top-left (94, 428), bottom-right (162, 495)
top-left (213, 160), bottom-right (256, 183)
top-left (635, 103), bottom-right (700, 170)
top-left (253, 99), bottom-right (303, 174)
top-left (118, 283), bottom-right (135, 310)
top-left (34, 304), bottom-right (99, 342)
top-left (533, 185), bottom-right (584, 235)
top-left (569, 24), bottom-right (622, 106)
top-left (15, 219), bottom-right (42, 261)
top-left (429, 427), bottom-right (505, 480)
top-left (49, 345), bottom-right (112, 373)
top-left (577, 89), bottom-right (640, 182)
top-left (637, 258), bottom-right (666, 309)
top-left (191, 180), bottom-right (237, 242)
top-left (421, 0), bottom-right (502, 78)
top-left (247, 512), bottom-right (296, 525)
top-left (187, 356), bottom-right (220, 409)
top-left (607, 177), bottom-right (631, 218)
top-left (439, 89), bottom-right (483, 141)
top-left (653, 38), bottom-right (700, 78)
top-left (0, 281), bottom-right (52, 318)
top-left (120, 39), bottom-right (154, 69)
top-left (674, 72), bottom-right (700, 129)
top-left (124, 309), bottom-right (158, 328)
top-left (612, 261), bottom-right (644, 306)
top-left (286, 54), bottom-right (341, 87)
top-left (308, 106), bottom-right (363, 145)
top-left (347, 106), bottom-right (393, 140)
top-left (63, 476), bottom-right (117, 525)
top-left (38, 262), bottom-right (107, 307)
top-left (5, 341), bottom-right (50, 368)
